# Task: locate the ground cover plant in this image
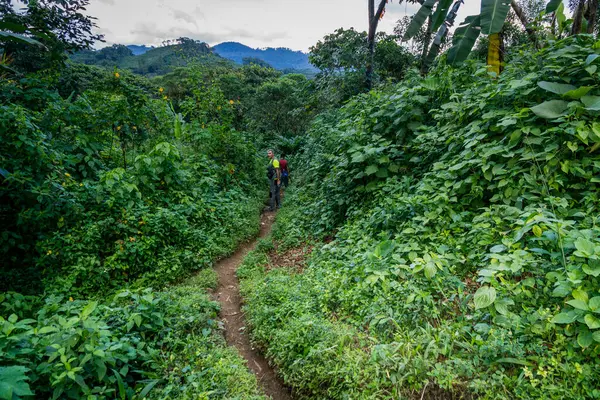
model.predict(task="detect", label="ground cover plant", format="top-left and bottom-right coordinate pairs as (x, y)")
top-left (238, 36), bottom-right (600, 399)
top-left (0, 4), bottom-right (288, 395)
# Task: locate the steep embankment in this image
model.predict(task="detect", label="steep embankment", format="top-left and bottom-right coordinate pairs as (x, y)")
top-left (237, 36), bottom-right (600, 399)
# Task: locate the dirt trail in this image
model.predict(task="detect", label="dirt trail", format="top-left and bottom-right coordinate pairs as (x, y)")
top-left (213, 211), bottom-right (292, 400)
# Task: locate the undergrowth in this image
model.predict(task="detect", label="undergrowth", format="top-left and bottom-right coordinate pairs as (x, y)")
top-left (238, 36), bottom-right (600, 399)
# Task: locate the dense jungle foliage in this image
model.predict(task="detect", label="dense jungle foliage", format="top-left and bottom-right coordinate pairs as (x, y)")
top-left (0, 1), bottom-right (317, 397)
top-left (4, 0), bottom-right (600, 398)
top-left (239, 36), bottom-right (600, 399)
top-left (0, 61), bottom-right (275, 399)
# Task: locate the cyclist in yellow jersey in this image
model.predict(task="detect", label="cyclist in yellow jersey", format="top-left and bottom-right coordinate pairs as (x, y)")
top-left (267, 149), bottom-right (281, 211)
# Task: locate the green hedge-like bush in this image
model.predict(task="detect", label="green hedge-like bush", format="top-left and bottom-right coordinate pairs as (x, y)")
top-left (238, 37), bottom-right (600, 399)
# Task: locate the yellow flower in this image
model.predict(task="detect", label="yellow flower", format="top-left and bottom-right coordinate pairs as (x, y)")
top-left (114, 72), bottom-right (120, 78)
top-left (229, 100), bottom-right (234, 105)
top-left (163, 95), bottom-right (168, 100)
top-left (69, 297), bottom-right (74, 302)
top-left (133, 126), bottom-right (137, 130)
top-left (129, 237), bottom-right (136, 242)
top-left (202, 124), bottom-right (205, 129)
top-left (47, 250), bottom-right (52, 255)
top-left (159, 87), bottom-right (164, 93)
top-left (65, 173), bottom-right (71, 177)
top-left (117, 126), bottom-right (121, 131)
top-left (217, 106), bottom-right (221, 110)
top-left (79, 183), bottom-right (83, 187)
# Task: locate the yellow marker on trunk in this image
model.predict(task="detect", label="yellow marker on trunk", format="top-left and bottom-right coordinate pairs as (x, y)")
top-left (487, 33), bottom-right (502, 76)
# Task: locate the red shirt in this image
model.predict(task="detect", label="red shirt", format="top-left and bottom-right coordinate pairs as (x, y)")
top-left (279, 159), bottom-right (288, 171)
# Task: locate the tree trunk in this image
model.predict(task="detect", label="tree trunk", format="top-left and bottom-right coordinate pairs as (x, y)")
top-left (587, 0), bottom-right (598, 33)
top-left (510, 0), bottom-right (537, 45)
top-left (420, 18), bottom-right (433, 75)
top-left (366, 0), bottom-right (387, 89)
top-left (572, 0), bottom-right (586, 35)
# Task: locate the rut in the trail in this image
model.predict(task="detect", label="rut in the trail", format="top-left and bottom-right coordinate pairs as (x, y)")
top-left (213, 211), bottom-right (292, 400)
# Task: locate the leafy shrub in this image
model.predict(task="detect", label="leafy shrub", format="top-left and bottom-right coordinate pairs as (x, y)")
top-left (238, 36), bottom-right (600, 399)
top-left (0, 286), bottom-right (264, 399)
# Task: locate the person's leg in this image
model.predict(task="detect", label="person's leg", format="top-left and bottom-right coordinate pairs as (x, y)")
top-left (269, 180), bottom-right (276, 211)
top-left (282, 175), bottom-right (289, 187)
top-left (275, 182), bottom-right (281, 208)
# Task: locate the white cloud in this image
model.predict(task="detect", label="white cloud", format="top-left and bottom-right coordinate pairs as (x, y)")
top-left (170, 8), bottom-right (199, 26)
top-left (87, 0), bottom-right (485, 50)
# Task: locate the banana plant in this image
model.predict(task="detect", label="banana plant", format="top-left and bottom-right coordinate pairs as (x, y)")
top-left (0, 22), bottom-right (46, 48)
top-left (422, 0), bottom-right (465, 72)
top-left (403, 0), bottom-right (545, 71)
top-left (0, 21), bottom-right (47, 75)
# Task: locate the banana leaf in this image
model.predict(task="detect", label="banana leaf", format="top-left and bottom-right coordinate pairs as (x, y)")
top-left (480, 0), bottom-right (511, 35)
top-left (404, 0), bottom-right (438, 40)
top-left (545, 0), bottom-right (562, 14)
top-left (447, 15), bottom-right (482, 65)
top-left (431, 0), bottom-right (455, 31)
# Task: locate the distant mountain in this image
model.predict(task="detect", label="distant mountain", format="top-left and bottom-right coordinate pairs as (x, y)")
top-left (127, 45), bottom-right (153, 55)
top-left (71, 40), bottom-right (317, 76)
top-left (71, 40), bottom-right (230, 76)
top-left (213, 42), bottom-right (317, 72)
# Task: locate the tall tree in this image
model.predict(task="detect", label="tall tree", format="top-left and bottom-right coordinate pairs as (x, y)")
top-left (0, 0), bottom-right (103, 72)
top-left (366, 0), bottom-right (388, 89)
top-left (587, 0), bottom-right (599, 33)
top-left (572, 0), bottom-right (586, 34)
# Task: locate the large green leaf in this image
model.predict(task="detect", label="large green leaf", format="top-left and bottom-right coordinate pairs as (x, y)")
top-left (480, 0), bottom-right (511, 34)
top-left (578, 330), bottom-right (594, 347)
top-left (474, 285), bottom-right (496, 309)
top-left (447, 15), bottom-right (481, 65)
top-left (530, 100), bottom-right (569, 119)
top-left (567, 299), bottom-right (589, 311)
top-left (551, 311), bottom-right (578, 324)
top-left (564, 86), bottom-right (593, 99)
top-left (0, 367), bottom-right (34, 400)
top-left (589, 296), bottom-right (600, 312)
top-left (581, 95), bottom-right (600, 110)
top-left (545, 0), bottom-right (562, 13)
top-left (556, 3), bottom-right (566, 33)
top-left (431, 0), bottom-right (454, 31)
top-left (0, 22), bottom-right (27, 33)
top-left (585, 314), bottom-right (600, 329)
top-left (0, 31), bottom-right (45, 48)
top-left (404, 0), bottom-right (438, 40)
top-left (537, 81), bottom-right (576, 95)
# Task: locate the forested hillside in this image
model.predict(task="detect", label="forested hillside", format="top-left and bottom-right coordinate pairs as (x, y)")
top-left (2, 0), bottom-right (600, 398)
top-left (72, 40), bottom-right (317, 76)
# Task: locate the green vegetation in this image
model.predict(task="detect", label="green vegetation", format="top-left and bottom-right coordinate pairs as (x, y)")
top-left (4, 0), bottom-right (600, 398)
top-left (72, 39), bottom-right (226, 76)
top-left (238, 36), bottom-right (600, 399)
top-left (0, 2), bottom-right (308, 398)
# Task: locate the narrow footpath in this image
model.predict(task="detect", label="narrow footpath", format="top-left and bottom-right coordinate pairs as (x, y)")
top-left (213, 211), bottom-right (292, 400)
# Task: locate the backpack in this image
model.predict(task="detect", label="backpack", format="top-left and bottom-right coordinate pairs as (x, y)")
top-left (267, 159), bottom-right (277, 180)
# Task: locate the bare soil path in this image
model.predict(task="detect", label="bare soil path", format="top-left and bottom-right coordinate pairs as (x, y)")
top-left (213, 211), bottom-right (292, 400)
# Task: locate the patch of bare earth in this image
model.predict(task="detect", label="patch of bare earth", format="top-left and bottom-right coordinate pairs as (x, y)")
top-left (268, 244), bottom-right (313, 272)
top-left (213, 211), bottom-right (292, 400)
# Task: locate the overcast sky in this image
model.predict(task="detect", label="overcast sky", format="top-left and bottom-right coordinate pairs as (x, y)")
top-left (86, 0), bottom-right (482, 51)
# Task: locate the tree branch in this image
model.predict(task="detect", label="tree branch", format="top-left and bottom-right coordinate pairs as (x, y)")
top-left (510, 0), bottom-right (537, 46)
top-left (371, 0), bottom-right (388, 26)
